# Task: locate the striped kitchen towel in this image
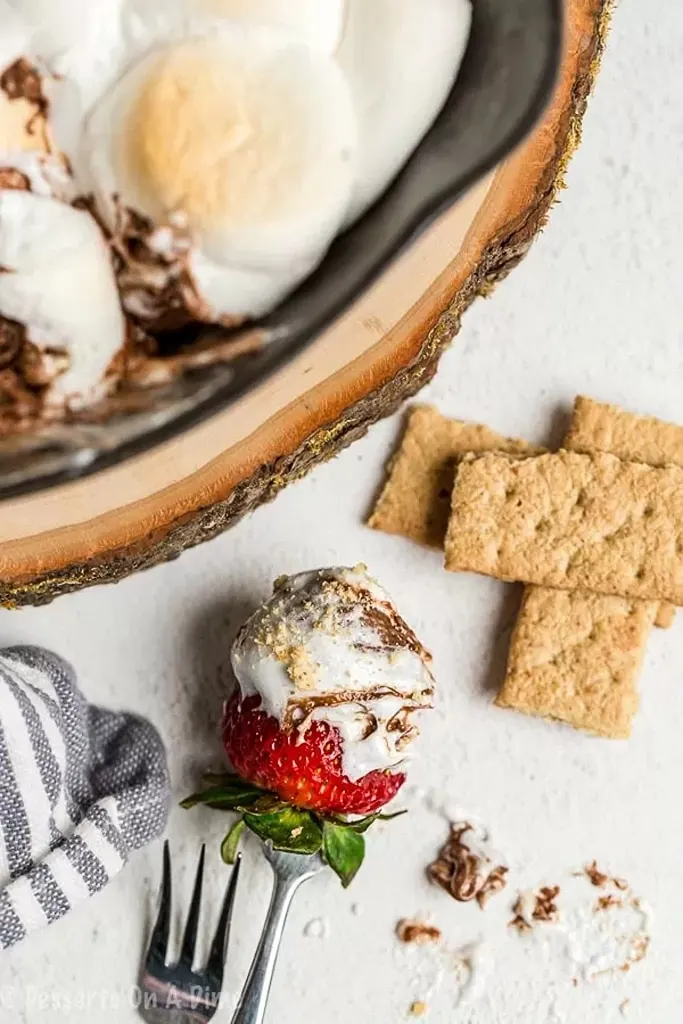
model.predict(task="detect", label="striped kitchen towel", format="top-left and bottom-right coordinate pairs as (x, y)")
top-left (0, 645), bottom-right (170, 948)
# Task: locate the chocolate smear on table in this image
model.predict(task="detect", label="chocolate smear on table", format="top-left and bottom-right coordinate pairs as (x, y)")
top-left (428, 823), bottom-right (508, 908)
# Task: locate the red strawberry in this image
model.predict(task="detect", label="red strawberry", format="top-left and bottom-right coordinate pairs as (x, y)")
top-left (222, 691), bottom-right (405, 816)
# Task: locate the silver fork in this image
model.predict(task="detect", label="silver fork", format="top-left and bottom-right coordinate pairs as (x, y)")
top-left (229, 847), bottom-right (325, 1024)
top-left (139, 842), bottom-right (241, 1024)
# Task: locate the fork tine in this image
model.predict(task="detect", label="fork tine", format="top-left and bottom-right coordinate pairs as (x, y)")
top-left (207, 853), bottom-right (242, 977)
top-left (147, 840), bottom-right (172, 964)
top-left (179, 844), bottom-right (206, 966)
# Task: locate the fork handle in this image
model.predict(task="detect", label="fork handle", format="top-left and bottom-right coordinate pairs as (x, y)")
top-left (229, 870), bottom-right (307, 1024)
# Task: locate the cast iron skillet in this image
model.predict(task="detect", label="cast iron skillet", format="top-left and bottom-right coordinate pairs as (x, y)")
top-left (0, 0), bottom-right (563, 499)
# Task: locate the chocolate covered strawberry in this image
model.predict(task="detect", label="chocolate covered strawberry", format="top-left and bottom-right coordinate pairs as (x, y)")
top-left (183, 566), bottom-right (434, 885)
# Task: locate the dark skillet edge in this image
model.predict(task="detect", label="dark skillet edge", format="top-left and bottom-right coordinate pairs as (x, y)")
top-left (0, 0), bottom-right (564, 502)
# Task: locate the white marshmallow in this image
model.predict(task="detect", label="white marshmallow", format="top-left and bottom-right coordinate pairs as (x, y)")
top-left (0, 190), bottom-right (126, 405)
top-left (124, 0), bottom-right (345, 55)
top-left (339, 0), bottom-right (472, 225)
top-left (84, 24), bottom-right (357, 318)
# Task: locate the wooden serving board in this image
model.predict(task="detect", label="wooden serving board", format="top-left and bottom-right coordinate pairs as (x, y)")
top-left (0, 0), bottom-right (611, 608)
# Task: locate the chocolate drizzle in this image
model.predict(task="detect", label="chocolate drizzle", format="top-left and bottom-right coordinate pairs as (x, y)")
top-left (0, 318), bottom-right (25, 369)
top-left (0, 58), bottom-right (50, 141)
top-left (0, 168), bottom-right (31, 192)
top-left (323, 577), bottom-right (432, 662)
top-left (109, 202), bottom-right (242, 333)
top-left (283, 684), bottom-right (428, 734)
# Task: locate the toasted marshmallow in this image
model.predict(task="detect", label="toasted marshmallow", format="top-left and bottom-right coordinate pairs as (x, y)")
top-left (339, 0), bottom-right (471, 224)
top-left (0, 190), bottom-right (126, 405)
top-left (231, 566), bottom-right (435, 782)
top-left (84, 25), bottom-right (356, 320)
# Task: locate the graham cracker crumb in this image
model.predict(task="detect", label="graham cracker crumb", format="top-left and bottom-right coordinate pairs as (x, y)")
top-left (595, 894), bottom-right (622, 912)
top-left (585, 860), bottom-right (610, 887)
top-left (409, 1001), bottom-right (428, 1018)
top-left (286, 645), bottom-right (318, 689)
top-left (396, 920), bottom-right (442, 945)
top-left (533, 886), bottom-right (560, 923)
top-left (509, 886), bottom-right (561, 932)
top-left (508, 896), bottom-right (533, 935)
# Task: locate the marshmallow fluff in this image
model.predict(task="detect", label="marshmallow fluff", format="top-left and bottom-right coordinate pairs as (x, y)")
top-left (231, 566), bottom-right (435, 781)
top-left (0, 0), bottom-right (472, 409)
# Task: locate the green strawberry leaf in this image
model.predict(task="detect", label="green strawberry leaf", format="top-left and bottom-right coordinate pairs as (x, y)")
top-left (202, 771), bottom-right (265, 789)
top-left (247, 795), bottom-right (288, 816)
top-left (180, 783), bottom-right (263, 811)
top-left (322, 821), bottom-right (365, 887)
top-left (349, 809), bottom-right (407, 833)
top-left (221, 819), bottom-right (246, 864)
top-left (243, 807), bottom-right (323, 855)
top-left (325, 809), bottom-right (408, 834)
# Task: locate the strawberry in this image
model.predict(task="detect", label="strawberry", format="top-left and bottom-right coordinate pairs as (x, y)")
top-left (182, 691), bottom-right (406, 886)
top-left (223, 692), bottom-right (404, 815)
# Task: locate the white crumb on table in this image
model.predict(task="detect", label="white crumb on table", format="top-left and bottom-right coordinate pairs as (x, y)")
top-left (304, 917), bottom-right (329, 940)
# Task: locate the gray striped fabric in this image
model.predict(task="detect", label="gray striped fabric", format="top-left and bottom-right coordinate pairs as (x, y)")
top-left (0, 646), bottom-right (170, 948)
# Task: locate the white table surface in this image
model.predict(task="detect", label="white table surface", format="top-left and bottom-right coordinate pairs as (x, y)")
top-left (0, 3), bottom-right (680, 1021)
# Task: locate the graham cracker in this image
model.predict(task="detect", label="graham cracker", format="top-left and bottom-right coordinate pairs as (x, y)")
top-left (496, 588), bottom-right (657, 737)
top-left (445, 450), bottom-right (683, 605)
top-left (566, 395), bottom-right (683, 468)
top-left (567, 397), bottom-right (683, 630)
top-left (368, 405), bottom-right (540, 549)
top-left (498, 397), bottom-right (683, 737)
